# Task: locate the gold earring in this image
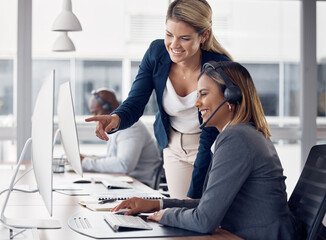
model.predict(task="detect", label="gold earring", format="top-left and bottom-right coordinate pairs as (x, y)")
top-left (228, 104), bottom-right (232, 111)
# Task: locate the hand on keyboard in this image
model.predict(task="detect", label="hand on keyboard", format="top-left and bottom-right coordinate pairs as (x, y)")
top-left (111, 197), bottom-right (160, 215)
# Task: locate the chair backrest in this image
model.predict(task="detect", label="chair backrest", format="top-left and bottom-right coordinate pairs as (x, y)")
top-left (152, 144), bottom-right (164, 190)
top-left (316, 224), bottom-right (326, 240)
top-left (153, 160), bottom-right (164, 190)
top-left (288, 144), bottom-right (326, 240)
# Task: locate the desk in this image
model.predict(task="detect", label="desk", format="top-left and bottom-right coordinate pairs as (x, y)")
top-left (0, 163), bottom-right (242, 240)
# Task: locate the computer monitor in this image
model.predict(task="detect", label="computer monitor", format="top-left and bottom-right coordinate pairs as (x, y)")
top-left (56, 81), bottom-right (83, 177)
top-left (0, 70), bottom-right (61, 229)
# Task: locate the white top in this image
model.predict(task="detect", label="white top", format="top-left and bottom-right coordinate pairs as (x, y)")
top-left (162, 78), bottom-right (200, 134)
top-left (222, 120), bottom-right (231, 132)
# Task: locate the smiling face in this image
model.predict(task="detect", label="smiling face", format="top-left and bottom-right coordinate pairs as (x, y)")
top-left (164, 19), bottom-right (204, 64)
top-left (195, 74), bottom-right (233, 131)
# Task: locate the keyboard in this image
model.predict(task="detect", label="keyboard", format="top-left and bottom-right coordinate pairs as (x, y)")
top-left (104, 213), bottom-right (152, 232)
top-left (101, 179), bottom-right (132, 189)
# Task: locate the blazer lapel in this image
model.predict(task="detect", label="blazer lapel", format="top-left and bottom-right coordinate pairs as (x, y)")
top-left (155, 52), bottom-right (172, 108)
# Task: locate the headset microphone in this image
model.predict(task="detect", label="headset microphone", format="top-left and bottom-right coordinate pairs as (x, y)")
top-left (199, 99), bottom-right (227, 129)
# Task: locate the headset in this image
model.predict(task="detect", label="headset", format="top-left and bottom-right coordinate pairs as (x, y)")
top-left (91, 90), bottom-right (113, 114)
top-left (203, 61), bottom-right (242, 104)
top-left (199, 61), bottom-right (242, 129)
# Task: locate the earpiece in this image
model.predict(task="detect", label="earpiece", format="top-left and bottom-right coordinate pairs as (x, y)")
top-left (202, 61), bottom-right (242, 104)
top-left (91, 90), bottom-right (113, 113)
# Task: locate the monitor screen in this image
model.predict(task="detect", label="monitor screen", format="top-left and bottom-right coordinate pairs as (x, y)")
top-left (1, 70), bottom-right (61, 229)
top-left (31, 70), bottom-right (55, 216)
top-left (57, 81), bottom-right (83, 177)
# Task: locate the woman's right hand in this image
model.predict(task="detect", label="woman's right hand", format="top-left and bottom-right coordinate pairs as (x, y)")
top-left (111, 197), bottom-right (160, 215)
top-left (85, 114), bottom-right (120, 141)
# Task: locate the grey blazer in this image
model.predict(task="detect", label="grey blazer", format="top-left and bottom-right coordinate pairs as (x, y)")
top-left (160, 122), bottom-right (297, 240)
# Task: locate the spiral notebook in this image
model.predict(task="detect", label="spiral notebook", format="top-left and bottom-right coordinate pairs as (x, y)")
top-left (96, 189), bottom-right (165, 201)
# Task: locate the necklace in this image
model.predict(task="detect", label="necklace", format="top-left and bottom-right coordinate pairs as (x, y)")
top-left (182, 61), bottom-right (201, 80)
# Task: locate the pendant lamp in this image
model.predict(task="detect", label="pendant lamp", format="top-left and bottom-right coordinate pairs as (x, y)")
top-left (52, 32), bottom-right (76, 52)
top-left (52, 0), bottom-right (82, 32)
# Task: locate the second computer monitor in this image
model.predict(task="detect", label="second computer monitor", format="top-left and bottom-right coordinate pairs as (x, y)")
top-left (57, 81), bottom-right (83, 177)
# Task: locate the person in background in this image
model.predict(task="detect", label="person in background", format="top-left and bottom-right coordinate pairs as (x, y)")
top-left (81, 89), bottom-right (161, 189)
top-left (111, 61), bottom-right (297, 240)
top-left (86, 0), bottom-right (232, 199)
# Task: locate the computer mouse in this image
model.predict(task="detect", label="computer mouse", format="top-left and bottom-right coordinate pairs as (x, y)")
top-left (73, 179), bottom-right (92, 184)
top-left (114, 209), bottom-right (130, 215)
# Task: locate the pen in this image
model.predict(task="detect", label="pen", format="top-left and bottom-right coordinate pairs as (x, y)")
top-left (98, 199), bottom-right (116, 204)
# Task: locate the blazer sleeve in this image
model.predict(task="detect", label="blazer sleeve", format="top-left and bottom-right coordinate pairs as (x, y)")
top-left (112, 42), bottom-right (156, 130)
top-left (163, 198), bottom-right (200, 209)
top-left (187, 126), bottom-right (219, 199)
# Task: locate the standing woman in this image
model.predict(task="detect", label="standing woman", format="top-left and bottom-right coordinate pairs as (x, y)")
top-left (86, 0), bottom-right (232, 199)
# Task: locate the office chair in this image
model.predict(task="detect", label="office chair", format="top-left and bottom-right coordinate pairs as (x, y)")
top-left (316, 225), bottom-right (326, 240)
top-left (152, 147), bottom-right (170, 196)
top-left (288, 144), bottom-right (326, 240)
top-left (153, 160), bottom-right (163, 190)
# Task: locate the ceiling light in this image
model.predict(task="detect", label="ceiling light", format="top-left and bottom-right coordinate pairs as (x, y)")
top-left (52, 0), bottom-right (82, 32)
top-left (52, 32), bottom-right (76, 52)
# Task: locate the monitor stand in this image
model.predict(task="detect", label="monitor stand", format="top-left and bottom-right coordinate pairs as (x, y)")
top-left (0, 138), bottom-right (61, 230)
top-left (0, 224), bottom-right (40, 240)
top-left (2, 216), bottom-right (61, 230)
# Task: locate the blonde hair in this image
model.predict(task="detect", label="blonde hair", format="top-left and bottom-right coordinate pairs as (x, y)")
top-left (200, 61), bottom-right (271, 138)
top-left (166, 0), bottom-right (233, 61)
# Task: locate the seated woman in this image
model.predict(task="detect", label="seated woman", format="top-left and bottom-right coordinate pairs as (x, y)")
top-left (111, 61), bottom-right (297, 240)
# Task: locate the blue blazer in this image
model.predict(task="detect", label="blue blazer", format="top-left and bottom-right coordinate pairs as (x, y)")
top-left (113, 39), bottom-right (230, 198)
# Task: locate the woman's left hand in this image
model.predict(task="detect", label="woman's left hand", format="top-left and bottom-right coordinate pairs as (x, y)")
top-left (147, 209), bottom-right (167, 222)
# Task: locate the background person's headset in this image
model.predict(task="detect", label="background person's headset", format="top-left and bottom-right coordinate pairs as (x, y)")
top-left (199, 61), bottom-right (243, 129)
top-left (91, 90), bottom-right (113, 114)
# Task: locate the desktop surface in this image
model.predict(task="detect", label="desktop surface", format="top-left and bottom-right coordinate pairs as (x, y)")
top-left (0, 163), bottom-right (243, 240)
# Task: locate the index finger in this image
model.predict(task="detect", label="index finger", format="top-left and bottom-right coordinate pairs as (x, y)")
top-left (85, 116), bottom-right (105, 122)
top-left (111, 202), bottom-right (127, 212)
